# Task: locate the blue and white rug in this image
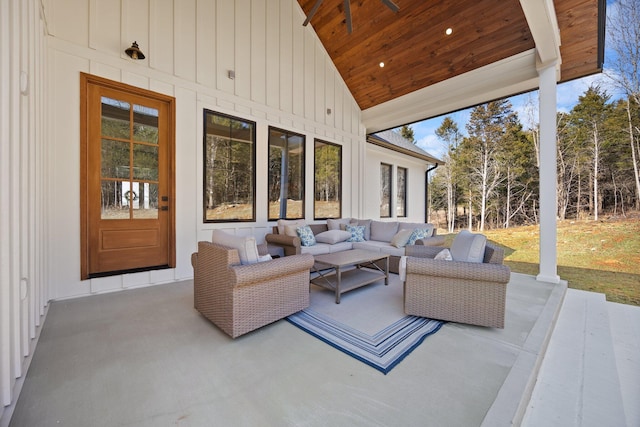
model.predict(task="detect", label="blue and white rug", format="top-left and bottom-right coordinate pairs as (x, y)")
top-left (287, 274), bottom-right (444, 374)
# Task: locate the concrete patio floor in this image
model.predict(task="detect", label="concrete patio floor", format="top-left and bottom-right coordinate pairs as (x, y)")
top-left (1, 273), bottom-right (582, 426)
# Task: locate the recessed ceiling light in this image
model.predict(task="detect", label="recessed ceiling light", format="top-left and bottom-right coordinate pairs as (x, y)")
top-left (379, 62), bottom-right (385, 68)
top-left (445, 28), bottom-right (453, 35)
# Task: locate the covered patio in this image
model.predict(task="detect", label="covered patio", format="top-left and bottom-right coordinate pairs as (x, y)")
top-left (1, 0), bottom-right (617, 425)
top-left (5, 274), bottom-right (566, 426)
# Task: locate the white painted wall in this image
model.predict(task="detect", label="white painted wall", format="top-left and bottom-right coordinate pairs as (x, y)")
top-left (363, 144), bottom-right (428, 223)
top-left (0, 0), bottom-right (49, 418)
top-left (44, 0), bottom-right (365, 300)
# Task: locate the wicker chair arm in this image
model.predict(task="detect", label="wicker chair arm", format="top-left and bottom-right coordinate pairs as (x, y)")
top-left (231, 253), bottom-right (314, 287)
top-left (406, 257), bottom-right (511, 283)
top-left (191, 252), bottom-right (198, 268)
top-left (415, 235), bottom-right (446, 246)
top-left (265, 233), bottom-right (302, 256)
top-left (405, 245), bottom-right (445, 258)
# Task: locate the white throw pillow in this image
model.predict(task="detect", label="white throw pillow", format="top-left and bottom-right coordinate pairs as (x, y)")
top-left (277, 219), bottom-right (306, 235)
top-left (450, 230), bottom-right (487, 263)
top-left (211, 229), bottom-right (260, 265)
top-left (390, 229), bottom-right (414, 248)
top-left (434, 248), bottom-right (453, 261)
top-left (315, 230), bottom-right (352, 244)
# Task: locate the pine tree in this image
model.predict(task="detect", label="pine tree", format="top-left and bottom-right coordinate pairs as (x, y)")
top-left (399, 124), bottom-right (416, 143)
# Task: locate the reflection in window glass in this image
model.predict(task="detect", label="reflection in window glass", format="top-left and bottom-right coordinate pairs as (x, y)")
top-left (100, 99), bottom-right (161, 221)
top-left (132, 182), bottom-right (159, 219)
top-left (133, 143), bottom-right (158, 180)
top-left (133, 104), bottom-right (159, 144)
top-left (101, 179), bottom-right (125, 219)
top-left (268, 127), bottom-right (305, 220)
top-left (203, 110), bottom-right (256, 222)
top-left (314, 140), bottom-right (341, 219)
top-left (397, 167), bottom-right (407, 217)
top-left (101, 97), bottom-right (130, 139)
top-left (101, 139), bottom-right (130, 179)
top-left (380, 163), bottom-right (392, 217)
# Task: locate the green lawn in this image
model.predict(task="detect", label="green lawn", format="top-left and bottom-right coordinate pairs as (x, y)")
top-left (438, 219), bottom-right (640, 306)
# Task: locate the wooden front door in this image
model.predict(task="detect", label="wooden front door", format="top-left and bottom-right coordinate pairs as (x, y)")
top-left (80, 74), bottom-right (175, 279)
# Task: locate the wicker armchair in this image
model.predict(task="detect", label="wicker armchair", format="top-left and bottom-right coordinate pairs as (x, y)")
top-left (403, 243), bottom-right (511, 328)
top-left (192, 241), bottom-right (315, 338)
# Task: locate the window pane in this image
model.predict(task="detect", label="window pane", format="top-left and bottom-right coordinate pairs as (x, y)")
top-left (132, 182), bottom-right (159, 219)
top-left (314, 140), bottom-right (341, 219)
top-left (101, 97), bottom-right (130, 139)
top-left (101, 179), bottom-right (126, 219)
top-left (268, 127), bottom-right (305, 220)
top-left (380, 163), bottom-right (392, 217)
top-left (101, 139), bottom-right (130, 179)
top-left (133, 104), bottom-right (159, 144)
top-left (397, 167), bottom-right (406, 217)
top-left (133, 143), bottom-right (158, 180)
top-left (203, 110), bottom-right (256, 222)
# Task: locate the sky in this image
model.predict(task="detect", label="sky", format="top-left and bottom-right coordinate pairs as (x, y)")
top-left (407, 0), bottom-right (626, 159)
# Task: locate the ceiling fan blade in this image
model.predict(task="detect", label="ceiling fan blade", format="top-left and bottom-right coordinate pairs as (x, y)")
top-left (344, 0), bottom-right (352, 33)
top-left (380, 0), bottom-right (399, 13)
top-left (303, 0), bottom-right (325, 26)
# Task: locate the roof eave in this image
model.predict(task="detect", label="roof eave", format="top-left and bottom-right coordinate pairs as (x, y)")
top-left (367, 134), bottom-right (443, 164)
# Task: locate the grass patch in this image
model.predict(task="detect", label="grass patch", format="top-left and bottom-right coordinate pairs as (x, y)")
top-left (438, 219), bottom-right (640, 306)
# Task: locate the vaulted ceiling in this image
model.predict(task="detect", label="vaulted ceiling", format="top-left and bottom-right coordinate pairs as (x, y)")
top-left (298, 0), bottom-right (604, 132)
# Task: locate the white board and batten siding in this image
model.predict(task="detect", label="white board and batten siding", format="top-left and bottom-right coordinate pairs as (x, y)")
top-left (44, 0), bottom-right (363, 300)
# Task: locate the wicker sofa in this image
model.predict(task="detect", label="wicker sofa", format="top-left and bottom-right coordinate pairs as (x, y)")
top-left (265, 219), bottom-right (444, 274)
top-left (403, 238), bottom-right (511, 328)
top-left (191, 241), bottom-right (314, 338)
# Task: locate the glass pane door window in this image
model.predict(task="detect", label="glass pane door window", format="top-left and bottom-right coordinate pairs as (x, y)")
top-left (100, 97), bottom-right (159, 220)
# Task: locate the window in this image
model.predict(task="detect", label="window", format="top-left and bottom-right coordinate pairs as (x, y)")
top-left (268, 127), bottom-right (305, 220)
top-left (203, 110), bottom-right (256, 222)
top-left (314, 140), bottom-right (342, 219)
top-left (397, 167), bottom-right (407, 217)
top-left (380, 163), bottom-right (392, 217)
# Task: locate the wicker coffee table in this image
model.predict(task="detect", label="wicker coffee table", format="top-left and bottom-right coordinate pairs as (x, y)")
top-left (310, 249), bottom-right (389, 304)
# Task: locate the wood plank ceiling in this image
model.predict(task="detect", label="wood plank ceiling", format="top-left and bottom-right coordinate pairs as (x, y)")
top-left (298, 0), bottom-right (603, 111)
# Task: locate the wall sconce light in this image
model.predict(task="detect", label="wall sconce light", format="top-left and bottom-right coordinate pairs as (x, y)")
top-left (125, 41), bottom-right (145, 60)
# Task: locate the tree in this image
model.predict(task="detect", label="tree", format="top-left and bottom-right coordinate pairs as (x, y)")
top-left (435, 117), bottom-right (461, 232)
top-left (462, 100), bottom-right (517, 231)
top-left (498, 116), bottom-right (537, 228)
top-left (569, 85), bottom-right (612, 220)
top-left (399, 124), bottom-right (416, 143)
top-left (606, 0), bottom-right (640, 209)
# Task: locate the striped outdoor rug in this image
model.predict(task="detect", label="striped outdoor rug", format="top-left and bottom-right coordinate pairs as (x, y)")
top-left (287, 275), bottom-right (443, 374)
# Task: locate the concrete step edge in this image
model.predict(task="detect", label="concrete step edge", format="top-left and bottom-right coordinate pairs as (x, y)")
top-left (522, 289), bottom-right (626, 427)
top-left (607, 301), bottom-right (640, 427)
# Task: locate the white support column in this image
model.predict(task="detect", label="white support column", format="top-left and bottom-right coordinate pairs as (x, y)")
top-left (536, 63), bottom-right (560, 284)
